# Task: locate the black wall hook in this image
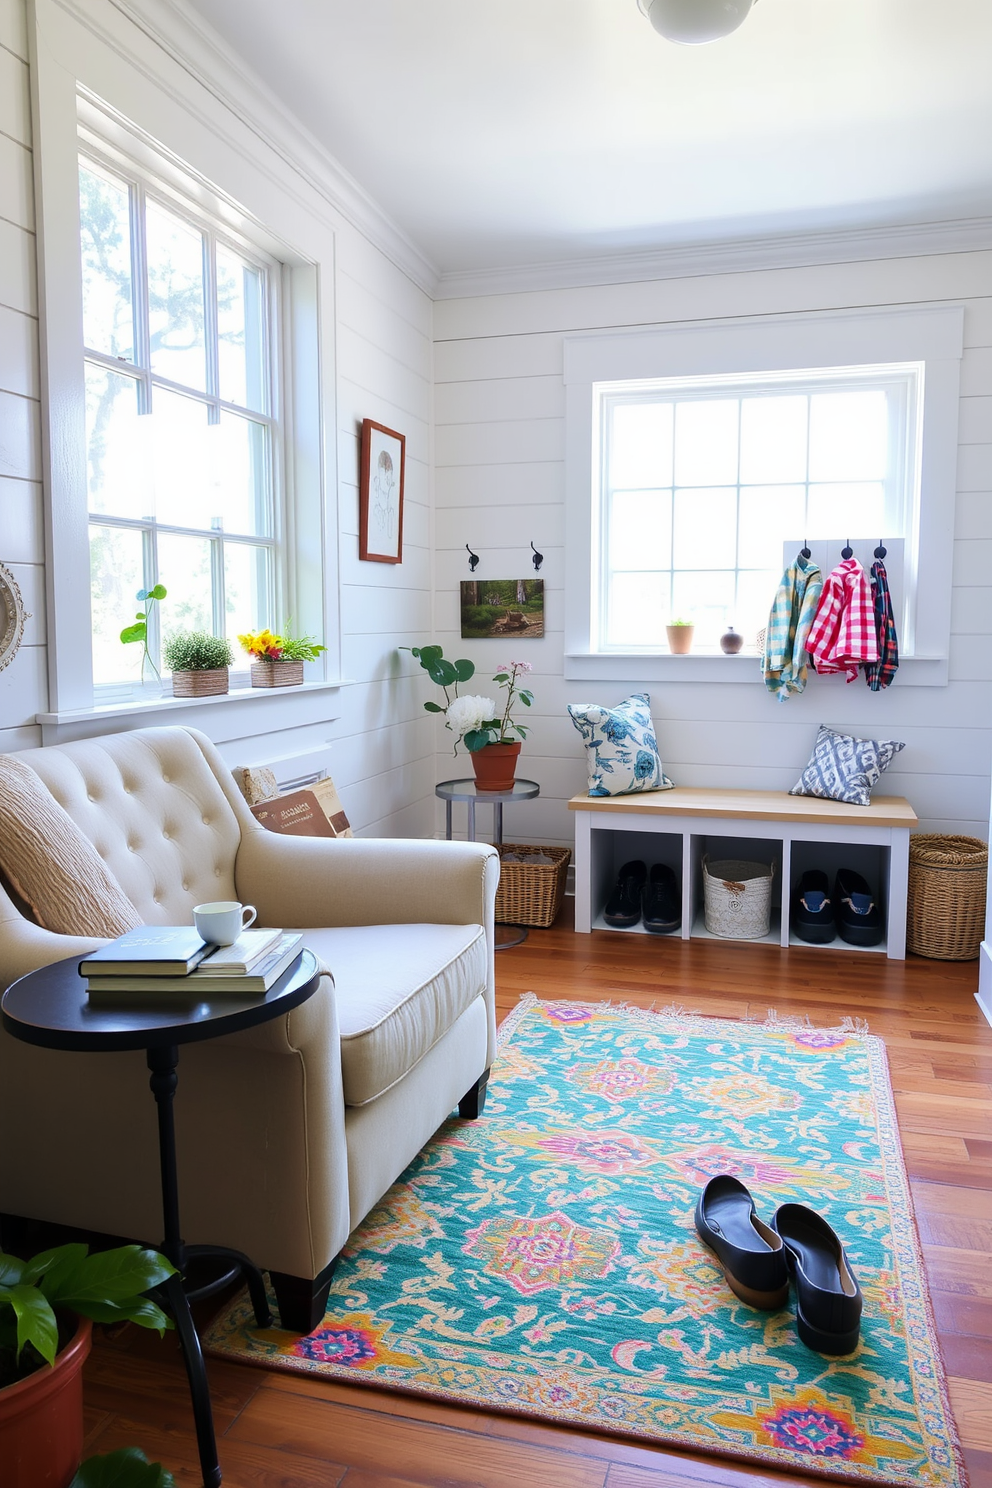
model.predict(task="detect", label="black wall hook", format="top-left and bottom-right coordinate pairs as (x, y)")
top-left (841, 539), bottom-right (854, 559)
top-left (530, 541), bottom-right (544, 572)
top-left (874, 538), bottom-right (887, 559)
top-left (466, 544), bottom-right (480, 572)
top-left (800, 537), bottom-right (811, 560)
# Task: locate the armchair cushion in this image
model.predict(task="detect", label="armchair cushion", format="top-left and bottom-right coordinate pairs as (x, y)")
top-left (298, 923), bottom-right (487, 1105)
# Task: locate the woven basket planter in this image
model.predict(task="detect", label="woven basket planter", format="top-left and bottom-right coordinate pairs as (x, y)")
top-left (703, 856), bottom-right (775, 940)
top-left (251, 660), bottom-right (305, 688)
top-left (907, 833), bottom-right (988, 960)
top-left (495, 844), bottom-right (571, 928)
top-left (170, 667), bottom-right (229, 698)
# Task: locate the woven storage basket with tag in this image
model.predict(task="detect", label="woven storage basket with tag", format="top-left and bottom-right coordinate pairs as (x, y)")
top-left (703, 856), bottom-right (775, 940)
top-left (907, 834), bottom-right (988, 960)
top-left (495, 844), bottom-right (570, 928)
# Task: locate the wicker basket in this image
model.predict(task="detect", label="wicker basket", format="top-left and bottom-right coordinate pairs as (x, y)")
top-left (703, 856), bottom-right (775, 940)
top-left (170, 667), bottom-right (229, 698)
top-left (495, 844), bottom-right (570, 928)
top-left (251, 660), bottom-right (305, 688)
top-left (907, 834), bottom-right (988, 961)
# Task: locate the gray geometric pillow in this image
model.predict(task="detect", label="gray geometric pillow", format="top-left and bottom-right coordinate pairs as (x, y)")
top-left (789, 724), bottom-right (905, 807)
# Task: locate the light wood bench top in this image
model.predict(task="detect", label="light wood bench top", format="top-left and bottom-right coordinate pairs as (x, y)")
top-left (568, 786), bottom-right (918, 830)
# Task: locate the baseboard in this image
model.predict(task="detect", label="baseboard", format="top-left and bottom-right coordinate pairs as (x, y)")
top-left (977, 941), bottom-right (992, 1029)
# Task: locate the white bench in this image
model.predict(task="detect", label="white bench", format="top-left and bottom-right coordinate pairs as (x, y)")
top-left (568, 787), bottom-right (918, 959)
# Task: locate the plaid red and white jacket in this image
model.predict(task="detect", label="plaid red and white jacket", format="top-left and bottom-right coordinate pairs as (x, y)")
top-left (806, 557), bottom-right (879, 683)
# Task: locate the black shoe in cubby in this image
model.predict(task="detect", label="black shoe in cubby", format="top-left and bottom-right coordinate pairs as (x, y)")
top-left (642, 863), bottom-right (681, 934)
top-left (792, 869), bottom-right (836, 944)
top-left (835, 868), bottom-right (883, 947)
top-left (604, 860), bottom-right (647, 928)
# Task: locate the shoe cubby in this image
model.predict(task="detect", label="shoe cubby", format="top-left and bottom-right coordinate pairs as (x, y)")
top-left (570, 788), bottom-right (914, 958)
top-left (687, 832), bottom-right (783, 947)
top-left (789, 840), bottom-right (889, 954)
top-left (587, 826), bottom-right (683, 935)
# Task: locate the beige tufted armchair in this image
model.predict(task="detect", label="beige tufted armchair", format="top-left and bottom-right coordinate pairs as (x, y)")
top-left (0, 725), bottom-right (498, 1331)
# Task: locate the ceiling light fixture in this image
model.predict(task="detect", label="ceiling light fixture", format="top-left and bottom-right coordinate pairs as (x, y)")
top-left (637, 0), bottom-right (758, 45)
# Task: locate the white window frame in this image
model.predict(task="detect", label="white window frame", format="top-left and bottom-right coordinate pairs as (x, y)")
top-left (32, 48), bottom-right (338, 729)
top-left (564, 306), bottom-right (964, 686)
top-left (79, 136), bottom-right (285, 696)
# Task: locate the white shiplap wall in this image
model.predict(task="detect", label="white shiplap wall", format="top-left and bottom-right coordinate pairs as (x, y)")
top-left (434, 255), bottom-right (992, 847)
top-left (0, 0), bottom-right (435, 839)
top-left (0, 0), bottom-right (46, 752)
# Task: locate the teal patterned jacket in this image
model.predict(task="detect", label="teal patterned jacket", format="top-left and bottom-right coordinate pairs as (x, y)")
top-left (762, 555), bottom-right (823, 701)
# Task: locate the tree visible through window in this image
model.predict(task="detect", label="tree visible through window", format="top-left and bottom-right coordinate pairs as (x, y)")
top-left (79, 152), bottom-right (279, 689)
top-left (597, 368), bottom-right (916, 651)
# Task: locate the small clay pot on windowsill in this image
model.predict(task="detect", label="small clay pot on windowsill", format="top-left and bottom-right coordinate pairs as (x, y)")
top-left (666, 625), bottom-right (694, 655)
top-left (720, 627), bottom-right (744, 655)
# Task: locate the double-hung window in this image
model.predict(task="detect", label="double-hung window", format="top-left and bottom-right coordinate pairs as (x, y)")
top-left (79, 147), bottom-right (281, 691)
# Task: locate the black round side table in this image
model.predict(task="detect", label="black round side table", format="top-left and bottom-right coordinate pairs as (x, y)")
top-left (1, 948), bottom-right (321, 1488)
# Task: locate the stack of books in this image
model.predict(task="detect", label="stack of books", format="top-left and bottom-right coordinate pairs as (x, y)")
top-left (80, 926), bottom-right (305, 996)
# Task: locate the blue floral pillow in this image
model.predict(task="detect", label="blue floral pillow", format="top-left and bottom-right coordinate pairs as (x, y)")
top-left (790, 724), bottom-right (905, 807)
top-left (567, 693), bottom-right (674, 798)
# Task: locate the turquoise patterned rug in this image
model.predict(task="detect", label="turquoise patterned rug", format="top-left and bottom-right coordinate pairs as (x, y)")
top-left (205, 997), bottom-right (965, 1487)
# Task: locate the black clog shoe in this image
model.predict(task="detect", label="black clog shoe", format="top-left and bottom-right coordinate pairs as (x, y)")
top-left (792, 869), bottom-right (836, 944)
top-left (835, 868), bottom-right (883, 947)
top-left (604, 860), bottom-right (647, 928)
top-left (695, 1175), bottom-right (789, 1309)
top-left (642, 863), bottom-right (681, 934)
top-left (772, 1203), bottom-right (863, 1355)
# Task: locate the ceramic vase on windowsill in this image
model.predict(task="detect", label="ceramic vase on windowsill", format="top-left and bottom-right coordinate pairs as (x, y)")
top-left (470, 741), bottom-right (521, 792)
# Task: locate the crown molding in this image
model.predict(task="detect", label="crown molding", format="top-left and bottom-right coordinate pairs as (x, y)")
top-left (55, 0), bottom-right (440, 295)
top-left (434, 215), bottom-right (992, 301)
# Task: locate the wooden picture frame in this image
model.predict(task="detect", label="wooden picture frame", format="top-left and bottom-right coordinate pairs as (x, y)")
top-left (359, 419), bottom-right (406, 563)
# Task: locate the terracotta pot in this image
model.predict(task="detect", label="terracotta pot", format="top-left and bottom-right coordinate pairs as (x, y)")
top-left (251, 660), bottom-right (305, 688)
top-left (470, 742), bottom-right (521, 792)
top-left (666, 625), bottom-right (694, 655)
top-left (0, 1315), bottom-right (91, 1488)
top-left (171, 667), bottom-right (229, 697)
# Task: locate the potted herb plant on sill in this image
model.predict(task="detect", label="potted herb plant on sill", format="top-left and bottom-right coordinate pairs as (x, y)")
top-left (666, 617), bottom-right (694, 655)
top-left (239, 627), bottom-right (326, 688)
top-left (162, 631), bottom-right (234, 698)
top-left (0, 1242), bottom-right (175, 1488)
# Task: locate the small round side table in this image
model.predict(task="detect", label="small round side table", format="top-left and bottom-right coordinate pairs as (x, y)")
top-left (436, 777), bottom-right (540, 949)
top-left (1, 948), bottom-right (321, 1488)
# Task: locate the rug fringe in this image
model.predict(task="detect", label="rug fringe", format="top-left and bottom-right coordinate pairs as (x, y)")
top-left (504, 995), bottom-right (874, 1041)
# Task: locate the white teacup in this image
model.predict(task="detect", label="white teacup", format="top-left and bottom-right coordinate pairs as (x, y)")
top-left (193, 900), bottom-right (257, 947)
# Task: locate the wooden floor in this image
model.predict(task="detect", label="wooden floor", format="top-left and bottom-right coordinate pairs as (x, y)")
top-left (83, 903), bottom-right (992, 1488)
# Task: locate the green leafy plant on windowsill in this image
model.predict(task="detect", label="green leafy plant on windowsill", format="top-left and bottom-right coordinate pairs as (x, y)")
top-left (120, 585), bottom-right (167, 685)
top-left (162, 631), bottom-right (234, 673)
top-left (71, 1448), bottom-right (176, 1487)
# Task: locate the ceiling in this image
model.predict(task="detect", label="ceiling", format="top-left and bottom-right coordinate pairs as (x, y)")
top-left (181, 0), bottom-right (992, 278)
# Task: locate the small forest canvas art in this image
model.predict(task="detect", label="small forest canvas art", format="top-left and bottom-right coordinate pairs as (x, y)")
top-left (460, 578), bottom-right (544, 639)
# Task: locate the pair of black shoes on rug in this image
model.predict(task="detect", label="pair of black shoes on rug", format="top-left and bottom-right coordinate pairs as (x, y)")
top-left (792, 868), bottom-right (883, 947)
top-left (604, 860), bottom-right (680, 934)
top-left (695, 1175), bottom-right (863, 1355)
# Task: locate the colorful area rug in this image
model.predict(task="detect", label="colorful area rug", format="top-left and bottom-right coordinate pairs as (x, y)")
top-left (205, 996), bottom-right (965, 1487)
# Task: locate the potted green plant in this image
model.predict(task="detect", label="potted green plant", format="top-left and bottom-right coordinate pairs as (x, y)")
top-left (162, 630), bottom-right (234, 698)
top-left (0, 1243), bottom-right (175, 1488)
top-left (405, 647), bottom-right (534, 792)
top-left (71, 1449), bottom-right (176, 1487)
top-left (666, 618), bottom-right (694, 655)
top-left (239, 627), bottom-right (326, 688)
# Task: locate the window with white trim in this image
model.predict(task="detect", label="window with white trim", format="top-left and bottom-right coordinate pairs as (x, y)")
top-left (79, 146), bottom-right (282, 691)
top-left (564, 308), bottom-right (964, 683)
top-left (596, 364), bottom-right (918, 652)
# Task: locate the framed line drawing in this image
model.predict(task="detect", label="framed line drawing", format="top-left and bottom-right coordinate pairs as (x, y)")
top-left (359, 419), bottom-right (406, 563)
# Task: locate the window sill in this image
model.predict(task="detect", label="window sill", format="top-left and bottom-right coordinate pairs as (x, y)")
top-left (36, 678), bottom-right (353, 746)
top-left (564, 653), bottom-right (948, 687)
